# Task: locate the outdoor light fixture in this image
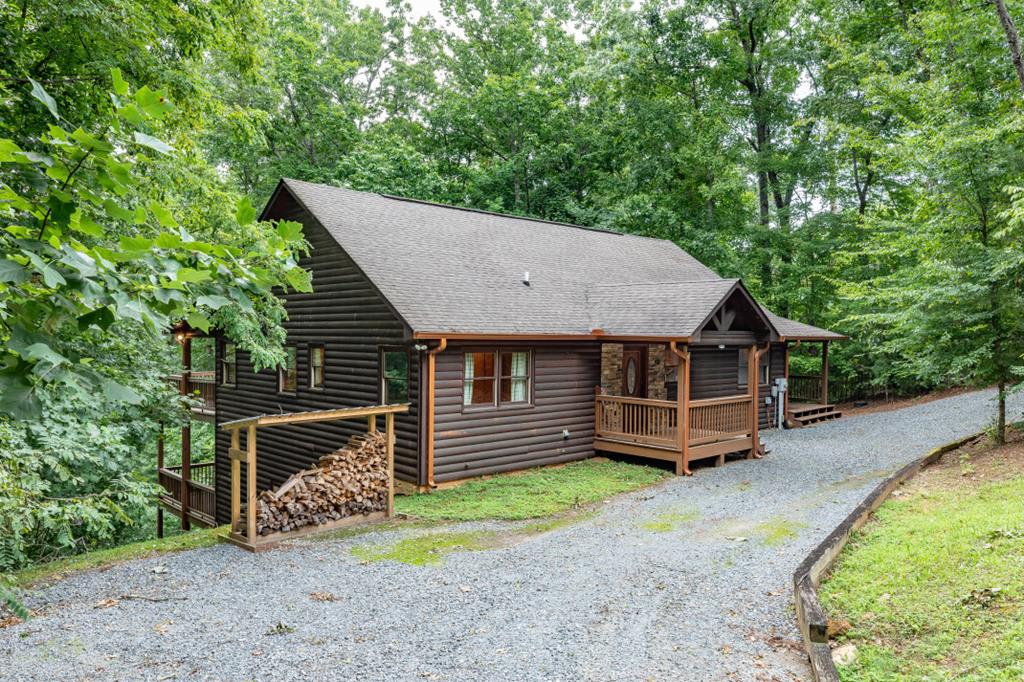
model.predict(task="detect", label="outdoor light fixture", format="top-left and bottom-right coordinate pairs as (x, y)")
top-left (717, 344), bottom-right (726, 349)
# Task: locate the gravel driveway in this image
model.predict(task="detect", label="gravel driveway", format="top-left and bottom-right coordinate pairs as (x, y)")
top-left (3, 389), bottom-right (1020, 682)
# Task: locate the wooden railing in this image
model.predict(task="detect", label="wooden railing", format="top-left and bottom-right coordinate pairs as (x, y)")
top-left (789, 374), bottom-right (823, 403)
top-left (158, 462), bottom-right (216, 526)
top-left (595, 395), bottom-right (679, 448)
top-left (169, 371), bottom-right (216, 414)
top-left (688, 395), bottom-right (753, 445)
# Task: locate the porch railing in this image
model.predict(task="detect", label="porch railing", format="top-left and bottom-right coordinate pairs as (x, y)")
top-left (595, 395), bottom-right (678, 448)
top-left (158, 461), bottom-right (217, 526)
top-left (596, 393), bottom-right (754, 450)
top-left (169, 371), bottom-right (216, 414)
top-left (688, 395), bottom-right (753, 444)
top-left (789, 374), bottom-right (823, 403)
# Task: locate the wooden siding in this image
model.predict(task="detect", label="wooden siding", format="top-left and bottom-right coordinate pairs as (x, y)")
top-left (689, 343), bottom-right (786, 430)
top-left (432, 343), bottom-right (601, 482)
top-left (214, 190), bottom-right (420, 524)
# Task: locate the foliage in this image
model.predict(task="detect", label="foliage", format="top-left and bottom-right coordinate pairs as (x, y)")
top-left (11, 524), bottom-right (225, 589)
top-left (820, 453), bottom-right (1024, 678)
top-left (396, 459), bottom-right (670, 521)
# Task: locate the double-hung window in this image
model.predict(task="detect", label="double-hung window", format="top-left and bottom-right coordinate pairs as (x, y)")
top-left (278, 346), bottom-right (297, 393)
top-left (221, 343), bottom-right (237, 386)
top-left (381, 349), bottom-right (409, 403)
top-left (309, 345), bottom-right (325, 389)
top-left (463, 350), bottom-right (531, 407)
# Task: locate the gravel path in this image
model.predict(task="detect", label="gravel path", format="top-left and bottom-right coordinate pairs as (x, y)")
top-left (3, 388), bottom-right (1020, 682)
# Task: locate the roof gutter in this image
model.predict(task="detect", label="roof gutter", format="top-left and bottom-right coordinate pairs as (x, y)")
top-left (412, 331), bottom-right (692, 343)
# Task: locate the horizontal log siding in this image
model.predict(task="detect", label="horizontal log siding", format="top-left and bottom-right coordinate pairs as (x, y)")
top-left (689, 344), bottom-right (786, 431)
top-left (432, 343), bottom-right (601, 482)
top-left (214, 191), bottom-right (418, 525)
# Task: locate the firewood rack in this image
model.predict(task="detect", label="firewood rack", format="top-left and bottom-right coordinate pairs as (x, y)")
top-left (219, 403), bottom-right (409, 552)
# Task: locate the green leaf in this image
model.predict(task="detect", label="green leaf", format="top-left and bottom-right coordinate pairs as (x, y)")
top-left (24, 342), bottom-right (70, 367)
top-left (100, 378), bottom-right (142, 404)
top-left (148, 201), bottom-right (177, 227)
top-left (236, 197), bottom-right (257, 226)
top-left (175, 267), bottom-right (212, 284)
top-left (196, 294), bottom-right (232, 309)
top-left (187, 311), bottom-right (211, 332)
top-left (0, 258), bottom-right (29, 283)
top-left (110, 68), bottom-right (129, 96)
top-left (135, 86), bottom-right (174, 119)
top-left (0, 367), bottom-right (41, 419)
top-left (103, 199), bottom-right (134, 222)
top-left (0, 139), bottom-right (23, 162)
top-left (119, 236), bottom-right (154, 252)
top-left (285, 267), bottom-right (313, 293)
top-left (71, 127), bottom-right (114, 153)
top-left (277, 220), bottom-right (304, 242)
top-left (77, 306), bottom-right (115, 331)
top-left (28, 78), bottom-right (59, 120)
top-left (133, 131), bottom-right (173, 155)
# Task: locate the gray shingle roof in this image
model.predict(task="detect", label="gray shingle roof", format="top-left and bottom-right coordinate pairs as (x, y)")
top-left (278, 179), bottom-right (844, 340)
top-left (763, 310), bottom-right (847, 341)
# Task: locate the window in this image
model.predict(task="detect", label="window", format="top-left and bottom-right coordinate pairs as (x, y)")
top-left (463, 350), bottom-right (531, 407)
top-left (381, 349), bottom-right (409, 403)
top-left (738, 349), bottom-right (770, 388)
top-left (221, 343), bottom-right (237, 386)
top-left (463, 352), bottom-right (496, 406)
top-left (500, 351), bottom-right (530, 403)
top-left (278, 346), bottom-right (297, 393)
top-left (309, 345), bottom-right (325, 389)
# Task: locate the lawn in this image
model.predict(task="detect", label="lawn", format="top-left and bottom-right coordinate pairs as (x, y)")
top-left (12, 525), bottom-right (225, 589)
top-left (819, 431), bottom-right (1024, 680)
top-left (396, 458), bottom-right (671, 521)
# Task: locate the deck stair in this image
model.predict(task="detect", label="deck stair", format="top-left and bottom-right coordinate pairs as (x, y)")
top-left (787, 402), bottom-right (842, 427)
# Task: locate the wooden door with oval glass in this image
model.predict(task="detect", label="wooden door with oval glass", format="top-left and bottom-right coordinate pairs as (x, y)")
top-left (621, 345), bottom-right (648, 398)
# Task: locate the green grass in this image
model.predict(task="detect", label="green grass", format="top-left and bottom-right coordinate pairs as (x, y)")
top-left (13, 526), bottom-right (225, 588)
top-left (819, 476), bottom-right (1024, 680)
top-left (640, 507), bottom-right (700, 532)
top-left (395, 458), bottom-right (670, 521)
top-left (351, 513), bottom-right (593, 566)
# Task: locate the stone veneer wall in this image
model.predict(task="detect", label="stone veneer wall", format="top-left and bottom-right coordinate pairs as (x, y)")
top-left (600, 343), bottom-right (673, 399)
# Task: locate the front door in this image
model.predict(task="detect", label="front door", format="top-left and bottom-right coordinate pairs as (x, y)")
top-left (621, 345), bottom-right (648, 398)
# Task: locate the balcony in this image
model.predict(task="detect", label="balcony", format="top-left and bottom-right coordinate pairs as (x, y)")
top-left (157, 462), bottom-right (217, 528)
top-left (169, 370), bottom-right (216, 420)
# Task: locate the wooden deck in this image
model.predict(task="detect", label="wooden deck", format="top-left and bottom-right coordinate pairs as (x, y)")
top-left (786, 402), bottom-right (842, 426)
top-left (157, 461), bottom-right (217, 527)
top-left (594, 394), bottom-right (755, 470)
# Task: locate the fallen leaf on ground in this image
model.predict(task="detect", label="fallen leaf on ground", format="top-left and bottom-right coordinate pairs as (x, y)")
top-left (93, 598), bottom-right (119, 609)
top-left (309, 592), bottom-right (336, 602)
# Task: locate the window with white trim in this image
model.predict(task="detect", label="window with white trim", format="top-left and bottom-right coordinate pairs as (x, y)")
top-left (463, 351), bottom-right (531, 407)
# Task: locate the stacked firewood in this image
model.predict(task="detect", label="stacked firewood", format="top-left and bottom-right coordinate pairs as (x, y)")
top-left (247, 431), bottom-right (389, 536)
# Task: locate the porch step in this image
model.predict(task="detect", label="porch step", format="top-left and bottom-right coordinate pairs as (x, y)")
top-left (787, 402), bottom-right (842, 427)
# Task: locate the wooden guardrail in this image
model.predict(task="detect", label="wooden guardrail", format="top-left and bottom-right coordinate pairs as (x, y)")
top-left (157, 462), bottom-right (217, 527)
top-left (595, 394), bottom-right (678, 448)
top-left (219, 403), bottom-right (409, 552)
top-left (688, 394), bottom-right (752, 445)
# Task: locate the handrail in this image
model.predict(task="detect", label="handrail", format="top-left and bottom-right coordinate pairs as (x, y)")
top-left (595, 394), bottom-right (676, 408)
top-left (689, 394), bottom-right (752, 408)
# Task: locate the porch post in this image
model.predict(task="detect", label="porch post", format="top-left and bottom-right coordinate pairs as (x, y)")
top-left (821, 340), bottom-right (830, 405)
top-left (748, 344), bottom-right (769, 459)
top-left (156, 422), bottom-right (164, 539)
top-left (180, 335), bottom-right (191, 531)
top-left (670, 342), bottom-right (691, 476)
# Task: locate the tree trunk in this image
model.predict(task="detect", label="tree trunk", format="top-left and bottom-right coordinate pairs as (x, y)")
top-left (994, 0), bottom-right (1024, 95)
top-left (996, 378), bottom-right (1007, 445)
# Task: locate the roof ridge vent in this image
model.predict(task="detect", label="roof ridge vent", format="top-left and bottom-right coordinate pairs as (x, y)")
top-left (523, 271), bottom-right (530, 286)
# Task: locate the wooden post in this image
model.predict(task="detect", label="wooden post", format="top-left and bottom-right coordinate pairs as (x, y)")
top-left (230, 427), bottom-right (240, 534)
top-left (246, 423), bottom-right (257, 545)
top-left (784, 343), bottom-right (791, 418)
top-left (821, 341), bottom-right (830, 405)
top-left (368, 414), bottom-right (377, 433)
top-left (156, 422), bottom-right (165, 538)
top-left (424, 339), bottom-right (447, 488)
top-left (748, 344), bottom-right (769, 459)
top-left (385, 412), bottom-right (395, 517)
top-left (670, 342), bottom-right (691, 476)
top-left (180, 336), bottom-right (191, 531)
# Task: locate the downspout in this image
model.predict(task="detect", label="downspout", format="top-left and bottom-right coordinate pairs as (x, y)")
top-left (749, 343), bottom-right (770, 458)
top-left (424, 338), bottom-right (447, 488)
top-left (669, 341), bottom-right (691, 476)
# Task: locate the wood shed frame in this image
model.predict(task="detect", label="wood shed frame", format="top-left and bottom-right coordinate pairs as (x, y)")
top-left (219, 403), bottom-right (409, 552)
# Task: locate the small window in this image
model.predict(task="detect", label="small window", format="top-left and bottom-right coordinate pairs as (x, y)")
top-left (738, 349), bottom-right (769, 388)
top-left (309, 345), bottom-right (325, 389)
top-left (463, 352), bottom-right (496, 406)
top-left (760, 354), bottom-right (770, 385)
top-left (221, 343), bottom-right (237, 386)
top-left (500, 351), bottom-right (530, 403)
top-left (381, 350), bottom-right (409, 403)
top-left (278, 346), bottom-right (297, 393)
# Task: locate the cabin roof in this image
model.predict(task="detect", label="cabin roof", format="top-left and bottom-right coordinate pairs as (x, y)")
top-left (270, 178), bottom-right (845, 341)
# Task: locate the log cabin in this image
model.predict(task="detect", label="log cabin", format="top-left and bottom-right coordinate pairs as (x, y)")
top-left (158, 179), bottom-right (845, 530)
